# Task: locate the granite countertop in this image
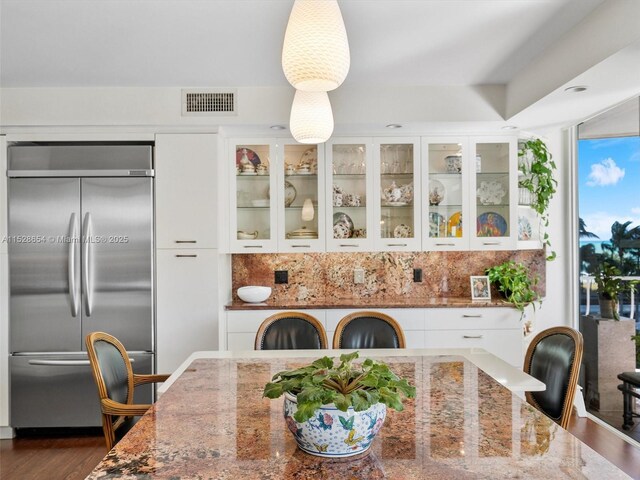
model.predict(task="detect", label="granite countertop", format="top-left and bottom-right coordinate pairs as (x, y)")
top-left (226, 297), bottom-right (511, 310)
top-left (88, 353), bottom-right (629, 479)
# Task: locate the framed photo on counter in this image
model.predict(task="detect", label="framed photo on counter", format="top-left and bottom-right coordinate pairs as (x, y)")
top-left (470, 275), bottom-right (491, 301)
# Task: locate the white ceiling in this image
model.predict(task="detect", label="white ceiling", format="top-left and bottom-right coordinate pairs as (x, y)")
top-left (1, 0), bottom-right (639, 130)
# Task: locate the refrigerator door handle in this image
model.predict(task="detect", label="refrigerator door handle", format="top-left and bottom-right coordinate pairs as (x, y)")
top-left (27, 359), bottom-right (135, 366)
top-left (82, 212), bottom-right (93, 317)
top-left (68, 213), bottom-right (79, 317)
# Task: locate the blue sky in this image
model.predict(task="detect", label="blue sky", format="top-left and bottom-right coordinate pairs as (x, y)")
top-left (578, 136), bottom-right (640, 240)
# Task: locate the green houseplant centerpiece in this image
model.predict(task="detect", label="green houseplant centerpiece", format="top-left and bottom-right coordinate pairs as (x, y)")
top-left (595, 263), bottom-right (637, 320)
top-left (263, 351), bottom-right (416, 458)
top-left (486, 260), bottom-right (540, 317)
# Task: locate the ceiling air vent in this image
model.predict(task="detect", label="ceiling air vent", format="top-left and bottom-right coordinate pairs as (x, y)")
top-left (181, 89), bottom-right (237, 116)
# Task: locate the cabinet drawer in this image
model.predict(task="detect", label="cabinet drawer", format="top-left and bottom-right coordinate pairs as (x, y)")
top-left (326, 309), bottom-right (425, 331)
top-left (227, 310), bottom-right (327, 333)
top-left (424, 329), bottom-right (522, 366)
top-left (426, 308), bottom-right (520, 330)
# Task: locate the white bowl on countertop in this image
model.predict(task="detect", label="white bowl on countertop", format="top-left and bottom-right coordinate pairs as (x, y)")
top-left (237, 286), bottom-right (272, 303)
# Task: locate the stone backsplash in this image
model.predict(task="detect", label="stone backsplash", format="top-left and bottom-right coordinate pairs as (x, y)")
top-left (231, 250), bottom-right (546, 305)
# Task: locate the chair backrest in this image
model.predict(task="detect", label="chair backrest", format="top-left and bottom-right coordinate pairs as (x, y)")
top-left (333, 311), bottom-right (406, 349)
top-left (523, 326), bottom-right (583, 429)
top-left (86, 332), bottom-right (135, 449)
top-left (255, 312), bottom-right (328, 350)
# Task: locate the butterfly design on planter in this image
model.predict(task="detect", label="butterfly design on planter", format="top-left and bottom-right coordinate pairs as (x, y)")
top-left (339, 416), bottom-right (355, 431)
top-left (313, 443), bottom-right (329, 452)
top-left (344, 429), bottom-right (365, 446)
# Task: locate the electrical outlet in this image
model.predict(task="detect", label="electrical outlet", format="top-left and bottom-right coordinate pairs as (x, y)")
top-left (354, 267), bottom-right (365, 284)
top-left (274, 270), bottom-right (288, 284)
top-left (413, 268), bottom-right (423, 282)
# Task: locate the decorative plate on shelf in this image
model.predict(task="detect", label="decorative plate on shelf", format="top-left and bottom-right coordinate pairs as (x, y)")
top-left (429, 212), bottom-right (446, 238)
top-left (518, 216), bottom-right (532, 241)
top-left (333, 222), bottom-right (351, 239)
top-left (476, 212), bottom-right (507, 237)
top-left (447, 211), bottom-right (462, 238)
top-left (476, 180), bottom-right (506, 205)
top-left (393, 224), bottom-right (412, 238)
top-left (297, 148), bottom-right (318, 174)
top-left (284, 181), bottom-right (297, 207)
top-left (333, 212), bottom-right (354, 238)
top-left (236, 148), bottom-right (261, 168)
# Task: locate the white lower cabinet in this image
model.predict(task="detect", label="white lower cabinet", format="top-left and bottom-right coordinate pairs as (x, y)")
top-left (156, 249), bottom-right (218, 373)
top-left (225, 307), bottom-right (522, 366)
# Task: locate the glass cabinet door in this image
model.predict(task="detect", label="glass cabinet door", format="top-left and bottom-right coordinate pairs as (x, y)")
top-left (470, 137), bottom-right (517, 250)
top-left (375, 138), bottom-right (421, 251)
top-left (423, 137), bottom-right (469, 250)
top-left (278, 142), bottom-right (325, 252)
top-left (230, 140), bottom-right (277, 253)
top-left (326, 139), bottom-right (374, 251)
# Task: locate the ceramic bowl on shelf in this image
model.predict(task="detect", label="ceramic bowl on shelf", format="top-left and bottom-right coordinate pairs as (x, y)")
top-left (237, 286), bottom-right (272, 303)
top-left (237, 230), bottom-right (259, 240)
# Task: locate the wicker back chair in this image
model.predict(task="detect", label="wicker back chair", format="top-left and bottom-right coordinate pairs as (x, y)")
top-left (523, 326), bottom-right (583, 429)
top-left (255, 312), bottom-right (328, 350)
top-left (86, 332), bottom-right (169, 450)
top-left (333, 311), bottom-right (406, 349)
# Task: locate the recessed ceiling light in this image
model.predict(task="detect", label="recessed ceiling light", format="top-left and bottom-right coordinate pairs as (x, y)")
top-left (270, 125), bottom-right (286, 130)
top-left (564, 85), bottom-right (588, 93)
top-left (501, 125), bottom-right (518, 131)
top-left (386, 124), bottom-right (402, 129)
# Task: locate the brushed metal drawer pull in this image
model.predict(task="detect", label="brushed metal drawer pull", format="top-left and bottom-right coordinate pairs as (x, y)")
top-left (482, 241), bottom-right (501, 245)
top-left (339, 244), bottom-right (358, 247)
top-left (292, 244), bottom-right (311, 248)
top-left (387, 243), bottom-right (407, 247)
top-left (243, 245), bottom-right (263, 248)
top-left (435, 242), bottom-right (455, 246)
top-left (175, 254), bottom-right (197, 258)
top-left (462, 314), bottom-right (483, 318)
top-left (175, 240), bottom-right (197, 244)
top-left (463, 335), bottom-right (483, 339)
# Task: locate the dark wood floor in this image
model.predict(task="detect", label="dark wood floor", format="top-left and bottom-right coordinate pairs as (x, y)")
top-left (0, 430), bottom-right (106, 480)
top-left (1, 416), bottom-right (639, 479)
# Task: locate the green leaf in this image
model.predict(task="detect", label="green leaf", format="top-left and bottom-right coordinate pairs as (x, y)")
top-left (378, 387), bottom-right (404, 411)
top-left (294, 400), bottom-right (322, 423)
top-left (263, 382), bottom-right (284, 399)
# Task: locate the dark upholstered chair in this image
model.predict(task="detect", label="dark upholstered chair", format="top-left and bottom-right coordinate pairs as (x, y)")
top-left (523, 326), bottom-right (583, 429)
top-left (333, 311), bottom-right (406, 349)
top-left (255, 312), bottom-right (328, 350)
top-left (86, 332), bottom-right (169, 450)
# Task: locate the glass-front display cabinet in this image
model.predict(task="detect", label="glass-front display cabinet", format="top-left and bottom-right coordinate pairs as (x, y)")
top-left (374, 138), bottom-right (421, 251)
top-left (470, 137), bottom-right (517, 250)
top-left (278, 142), bottom-right (325, 252)
top-left (325, 139), bottom-right (374, 251)
top-left (422, 137), bottom-right (470, 250)
top-left (230, 139), bottom-right (277, 252)
top-left (516, 140), bottom-right (542, 249)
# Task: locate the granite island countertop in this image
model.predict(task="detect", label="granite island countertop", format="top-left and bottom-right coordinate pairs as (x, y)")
top-left (87, 352), bottom-right (629, 479)
top-left (226, 296), bottom-right (512, 310)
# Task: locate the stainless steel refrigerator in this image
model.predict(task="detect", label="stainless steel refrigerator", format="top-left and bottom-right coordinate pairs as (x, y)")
top-left (8, 144), bottom-right (155, 428)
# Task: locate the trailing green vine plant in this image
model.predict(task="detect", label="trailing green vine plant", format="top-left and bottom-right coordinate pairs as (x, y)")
top-left (486, 260), bottom-right (541, 318)
top-left (518, 138), bottom-right (557, 261)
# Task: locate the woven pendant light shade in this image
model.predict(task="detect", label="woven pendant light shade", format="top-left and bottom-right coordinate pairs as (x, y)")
top-left (290, 90), bottom-right (334, 144)
top-left (282, 0), bottom-right (350, 92)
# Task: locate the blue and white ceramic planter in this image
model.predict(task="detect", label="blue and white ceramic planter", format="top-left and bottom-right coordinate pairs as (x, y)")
top-left (283, 392), bottom-right (387, 458)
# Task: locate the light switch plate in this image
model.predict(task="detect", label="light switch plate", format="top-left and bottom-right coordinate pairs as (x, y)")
top-left (354, 268), bottom-right (365, 284)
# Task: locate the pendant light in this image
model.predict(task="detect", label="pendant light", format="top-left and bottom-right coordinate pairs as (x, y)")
top-left (282, 0), bottom-right (350, 92)
top-left (290, 90), bottom-right (334, 144)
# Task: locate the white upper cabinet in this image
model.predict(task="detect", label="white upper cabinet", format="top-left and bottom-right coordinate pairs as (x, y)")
top-left (325, 138), bottom-right (375, 252)
top-left (155, 134), bottom-right (218, 249)
top-left (229, 139), bottom-right (278, 253)
top-left (373, 137), bottom-right (421, 251)
top-left (278, 141), bottom-right (326, 252)
top-left (469, 136), bottom-right (518, 250)
top-left (516, 140), bottom-right (543, 250)
top-left (422, 137), bottom-right (470, 251)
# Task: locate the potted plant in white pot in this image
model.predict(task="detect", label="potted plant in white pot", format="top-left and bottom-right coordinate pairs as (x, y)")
top-left (263, 351), bottom-right (416, 458)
